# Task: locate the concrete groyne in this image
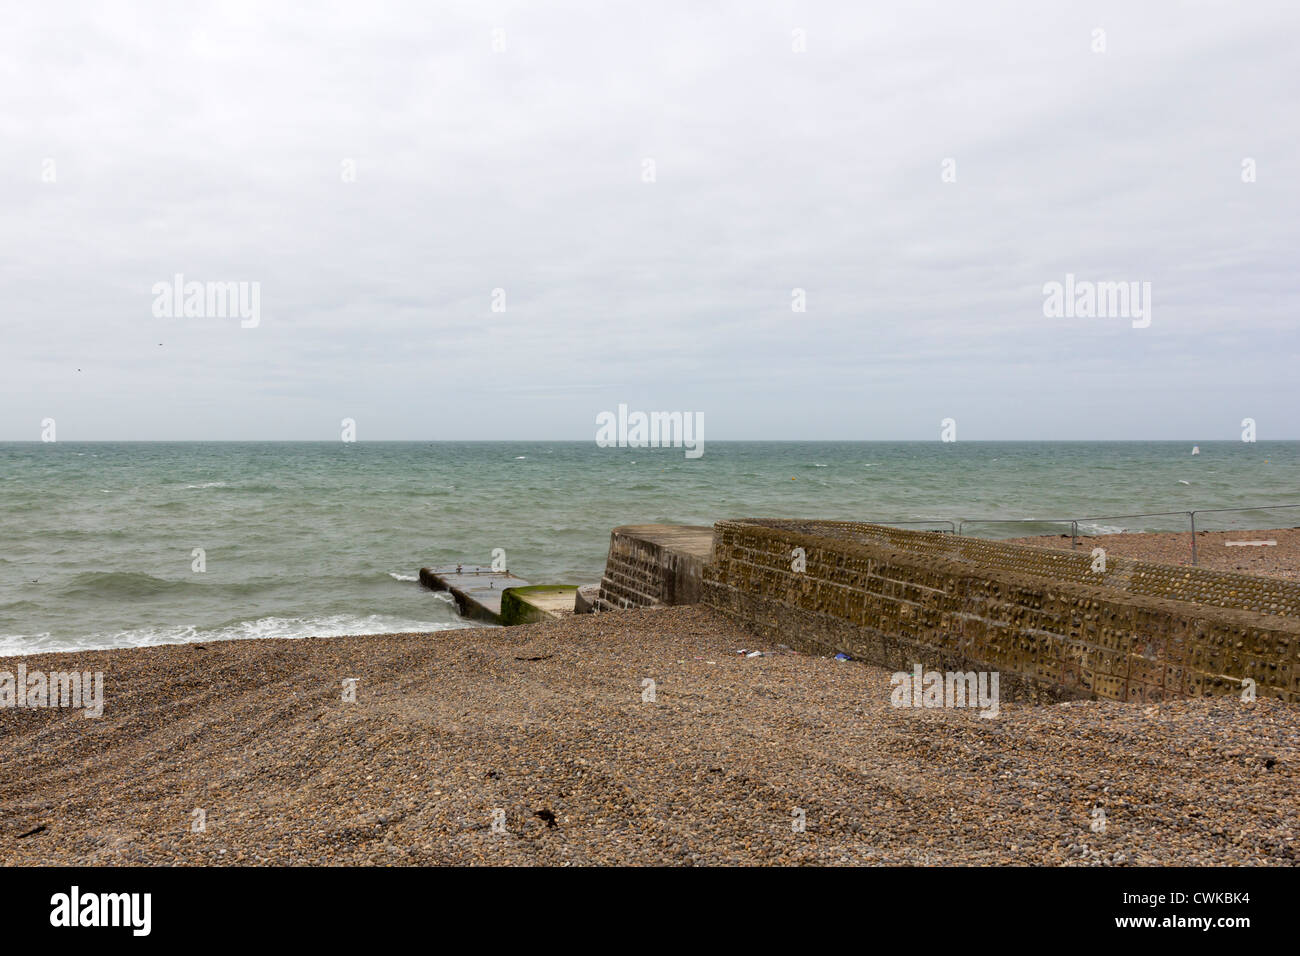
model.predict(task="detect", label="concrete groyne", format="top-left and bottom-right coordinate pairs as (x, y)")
top-left (418, 565), bottom-right (531, 624)
top-left (419, 565), bottom-right (578, 625)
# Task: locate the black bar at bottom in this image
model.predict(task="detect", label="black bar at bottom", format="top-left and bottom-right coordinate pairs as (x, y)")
top-left (3, 865), bottom-right (1290, 943)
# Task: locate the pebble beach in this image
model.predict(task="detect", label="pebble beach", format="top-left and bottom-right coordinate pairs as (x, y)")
top-left (1007, 528), bottom-right (1300, 581)
top-left (1, 604), bottom-right (1295, 866)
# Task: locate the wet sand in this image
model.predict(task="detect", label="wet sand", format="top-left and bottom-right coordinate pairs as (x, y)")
top-left (1, 605), bottom-right (1295, 866)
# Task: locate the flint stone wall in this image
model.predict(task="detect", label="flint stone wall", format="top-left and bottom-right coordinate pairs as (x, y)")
top-left (756, 519), bottom-right (1300, 619)
top-left (701, 519), bottom-right (1298, 703)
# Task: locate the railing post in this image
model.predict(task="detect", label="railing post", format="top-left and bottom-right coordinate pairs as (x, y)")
top-left (1189, 512), bottom-right (1197, 566)
top-left (1071, 520), bottom-right (1078, 550)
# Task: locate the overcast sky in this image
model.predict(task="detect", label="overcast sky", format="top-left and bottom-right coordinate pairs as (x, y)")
top-left (2, 0), bottom-right (1297, 440)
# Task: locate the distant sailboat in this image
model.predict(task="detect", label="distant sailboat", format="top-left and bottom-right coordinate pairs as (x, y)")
top-left (1191, 446), bottom-right (1200, 455)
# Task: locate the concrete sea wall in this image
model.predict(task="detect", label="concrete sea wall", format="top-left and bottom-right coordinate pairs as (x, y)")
top-left (595, 525), bottom-right (713, 612)
top-left (700, 519), bottom-right (1298, 702)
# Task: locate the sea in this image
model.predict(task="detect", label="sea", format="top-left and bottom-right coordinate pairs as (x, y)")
top-left (1, 440), bottom-right (1295, 655)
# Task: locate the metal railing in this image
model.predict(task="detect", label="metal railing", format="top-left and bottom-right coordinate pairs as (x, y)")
top-left (859, 519), bottom-right (956, 533)
top-left (862, 503), bottom-right (1300, 565)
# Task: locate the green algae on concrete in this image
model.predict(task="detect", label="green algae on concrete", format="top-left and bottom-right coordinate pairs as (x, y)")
top-left (500, 585), bottom-right (579, 626)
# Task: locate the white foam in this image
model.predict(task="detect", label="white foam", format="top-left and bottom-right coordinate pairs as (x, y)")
top-left (185, 481), bottom-right (228, 489)
top-left (0, 614), bottom-right (473, 657)
top-left (0, 632), bottom-right (56, 656)
top-left (387, 571), bottom-right (419, 582)
top-left (1078, 523), bottom-right (1128, 536)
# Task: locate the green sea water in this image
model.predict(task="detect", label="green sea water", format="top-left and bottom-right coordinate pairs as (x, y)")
top-left (1, 441), bottom-right (1296, 654)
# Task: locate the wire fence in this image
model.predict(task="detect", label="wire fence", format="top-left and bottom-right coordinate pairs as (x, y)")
top-left (864, 503), bottom-right (1300, 565)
